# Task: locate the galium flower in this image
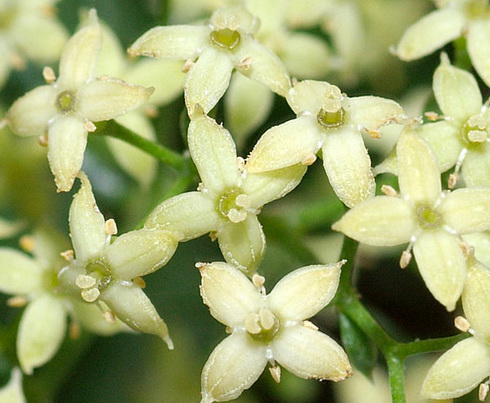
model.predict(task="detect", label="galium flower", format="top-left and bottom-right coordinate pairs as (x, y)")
top-left (422, 255), bottom-right (490, 399)
top-left (128, 5), bottom-right (291, 116)
top-left (0, 368), bottom-right (25, 403)
top-left (246, 79), bottom-right (404, 207)
top-left (58, 173), bottom-right (178, 348)
top-left (5, 9), bottom-right (153, 192)
top-left (419, 53), bottom-right (490, 187)
top-left (198, 261), bottom-right (352, 402)
top-left (0, 228), bottom-right (126, 374)
top-left (333, 126), bottom-right (490, 311)
top-left (395, 0), bottom-right (490, 87)
top-left (144, 111), bottom-right (306, 275)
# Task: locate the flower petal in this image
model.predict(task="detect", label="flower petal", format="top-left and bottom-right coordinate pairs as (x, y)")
top-left (467, 19), bottom-right (490, 87)
top-left (6, 85), bottom-right (57, 137)
top-left (272, 325), bottom-right (352, 381)
top-left (0, 249), bottom-right (41, 295)
top-left (0, 368), bottom-right (25, 402)
top-left (69, 172), bottom-right (107, 263)
top-left (421, 337), bottom-right (490, 399)
top-left (217, 215), bottom-right (266, 275)
top-left (144, 191), bottom-right (220, 241)
top-left (440, 188), bottom-right (490, 234)
top-left (413, 230), bottom-right (466, 311)
top-left (58, 10), bottom-right (101, 91)
top-left (332, 196), bottom-right (415, 246)
top-left (287, 80), bottom-right (331, 115)
top-left (188, 114), bottom-right (240, 192)
top-left (17, 295), bottom-right (66, 374)
top-left (101, 282), bottom-right (173, 348)
top-left (462, 145), bottom-right (490, 187)
top-left (343, 96), bottom-right (404, 131)
top-left (322, 127), bottom-right (375, 208)
top-left (246, 116), bottom-right (321, 173)
top-left (201, 333), bottom-right (267, 403)
top-left (268, 263), bottom-right (343, 321)
top-left (397, 126), bottom-right (441, 204)
top-left (433, 54), bottom-right (482, 120)
top-left (47, 115), bottom-right (88, 192)
top-left (77, 78), bottom-right (153, 122)
top-left (184, 47), bottom-right (234, 115)
top-left (244, 164), bottom-right (307, 208)
top-left (198, 262), bottom-right (262, 327)
top-left (418, 121), bottom-right (461, 172)
top-left (395, 8), bottom-right (465, 61)
top-left (234, 36), bottom-right (291, 97)
top-left (128, 25), bottom-right (210, 60)
top-left (71, 299), bottom-right (130, 336)
top-left (463, 258), bottom-right (490, 340)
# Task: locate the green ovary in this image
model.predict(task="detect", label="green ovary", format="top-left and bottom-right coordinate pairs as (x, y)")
top-left (416, 205), bottom-right (443, 230)
top-left (461, 115), bottom-right (488, 145)
top-left (210, 28), bottom-right (241, 50)
top-left (56, 90), bottom-right (77, 112)
top-left (217, 187), bottom-right (249, 223)
top-left (245, 309), bottom-right (280, 343)
top-left (86, 260), bottom-right (112, 290)
top-left (317, 107), bottom-right (345, 128)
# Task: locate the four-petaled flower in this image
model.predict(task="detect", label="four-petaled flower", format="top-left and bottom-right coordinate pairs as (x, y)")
top-left (128, 5), bottom-right (291, 116)
top-left (58, 172), bottom-right (178, 348)
top-left (5, 9), bottom-right (153, 191)
top-left (246, 79), bottom-right (405, 207)
top-left (197, 261), bottom-right (352, 403)
top-left (333, 126), bottom-right (490, 311)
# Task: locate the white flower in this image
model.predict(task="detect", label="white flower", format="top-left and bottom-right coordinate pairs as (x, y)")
top-left (198, 261), bottom-right (351, 402)
top-left (0, 368), bottom-right (25, 403)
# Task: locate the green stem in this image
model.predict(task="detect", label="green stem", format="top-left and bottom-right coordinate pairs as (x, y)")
top-left (96, 120), bottom-right (185, 169)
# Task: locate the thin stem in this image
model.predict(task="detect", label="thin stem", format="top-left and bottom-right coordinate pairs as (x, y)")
top-left (95, 120), bottom-right (185, 169)
top-left (386, 353), bottom-right (406, 403)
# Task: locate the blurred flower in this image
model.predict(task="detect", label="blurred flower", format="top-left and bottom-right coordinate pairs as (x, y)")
top-left (198, 261), bottom-right (351, 402)
top-left (0, 367), bottom-right (25, 403)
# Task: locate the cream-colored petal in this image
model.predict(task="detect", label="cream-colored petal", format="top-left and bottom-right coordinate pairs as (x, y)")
top-left (69, 172), bottom-right (107, 263)
top-left (246, 116), bottom-right (321, 173)
top-left (396, 127), bottom-right (441, 204)
top-left (47, 115), bottom-right (88, 192)
top-left (395, 8), bottom-right (465, 61)
top-left (144, 191), bottom-right (220, 241)
top-left (234, 36), bottom-right (291, 97)
top-left (463, 258), bottom-right (490, 340)
top-left (464, 232), bottom-right (490, 267)
top-left (287, 80), bottom-right (332, 115)
top-left (421, 337), bottom-right (490, 399)
top-left (184, 47), bottom-right (234, 115)
top-left (101, 282), bottom-right (173, 348)
top-left (462, 145), bottom-right (490, 187)
top-left (322, 128), bottom-right (375, 208)
top-left (343, 96), bottom-right (404, 131)
top-left (433, 54), bottom-right (482, 120)
top-left (71, 299), bottom-right (130, 336)
top-left (198, 261), bottom-right (262, 327)
top-left (6, 85), bottom-right (57, 137)
top-left (77, 78), bottom-right (153, 122)
top-left (225, 73), bottom-right (274, 147)
top-left (188, 113), bottom-right (240, 192)
top-left (467, 19), bottom-right (490, 88)
top-left (440, 188), bottom-right (490, 234)
top-left (17, 295), bottom-right (66, 374)
top-left (0, 249), bottom-right (41, 295)
top-left (244, 164), bottom-right (307, 208)
top-left (281, 32), bottom-right (330, 79)
top-left (332, 196), bottom-right (415, 246)
top-left (0, 368), bottom-right (25, 403)
top-left (201, 333), bottom-right (267, 403)
top-left (217, 215), bottom-right (266, 275)
top-left (413, 230), bottom-right (466, 311)
top-left (272, 325), bottom-right (351, 381)
top-left (128, 25), bottom-right (210, 60)
top-left (106, 229), bottom-right (178, 280)
top-left (58, 10), bottom-right (101, 91)
top-left (418, 121), bottom-right (461, 172)
top-left (268, 263), bottom-right (343, 321)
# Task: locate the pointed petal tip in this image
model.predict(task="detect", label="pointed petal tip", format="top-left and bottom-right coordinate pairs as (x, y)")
top-left (163, 334), bottom-right (174, 350)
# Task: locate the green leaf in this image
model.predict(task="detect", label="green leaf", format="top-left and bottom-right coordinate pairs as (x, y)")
top-left (339, 312), bottom-right (378, 380)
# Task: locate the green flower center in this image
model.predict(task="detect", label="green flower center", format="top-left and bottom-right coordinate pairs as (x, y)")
top-left (210, 28), bottom-right (241, 50)
top-left (465, 0), bottom-right (490, 18)
top-left (462, 114), bottom-right (488, 145)
top-left (217, 187), bottom-right (250, 223)
top-left (86, 260), bottom-right (112, 290)
top-left (245, 309), bottom-right (280, 342)
top-left (416, 204), bottom-right (443, 230)
top-left (317, 108), bottom-right (345, 128)
top-left (56, 90), bottom-right (77, 112)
